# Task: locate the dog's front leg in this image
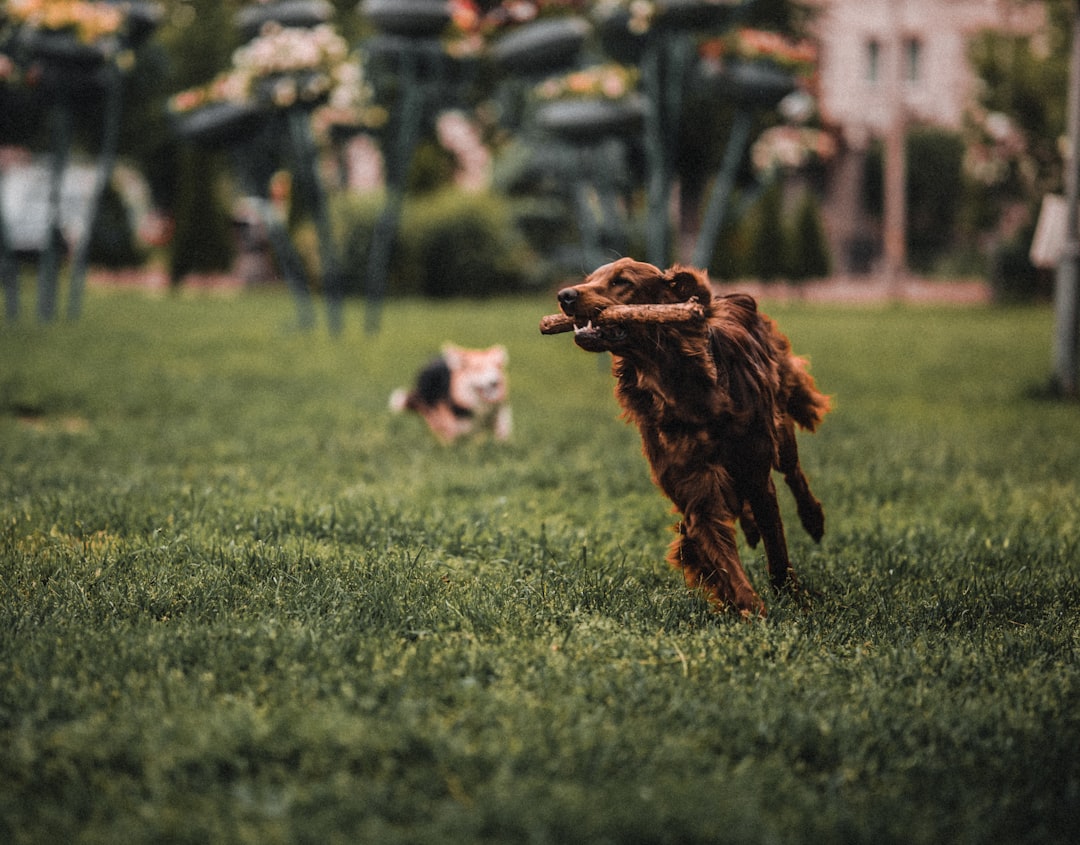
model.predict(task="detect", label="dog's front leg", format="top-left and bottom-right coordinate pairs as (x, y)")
top-left (668, 501), bottom-right (764, 617)
top-left (420, 405), bottom-right (468, 444)
top-left (641, 429), bottom-right (764, 615)
top-left (670, 518), bottom-right (763, 616)
top-left (494, 405), bottom-right (512, 441)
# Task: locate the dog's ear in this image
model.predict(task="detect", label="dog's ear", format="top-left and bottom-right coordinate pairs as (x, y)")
top-left (442, 343), bottom-right (463, 369)
top-left (665, 265), bottom-right (713, 302)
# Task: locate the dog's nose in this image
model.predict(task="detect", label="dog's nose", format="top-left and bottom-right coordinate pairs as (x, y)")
top-left (557, 288), bottom-right (578, 310)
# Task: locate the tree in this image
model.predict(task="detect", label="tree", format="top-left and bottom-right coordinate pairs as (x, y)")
top-left (968, 0), bottom-right (1077, 392)
top-left (788, 189), bottom-right (830, 280)
top-left (1054, 0), bottom-right (1080, 396)
top-left (749, 182), bottom-right (787, 281)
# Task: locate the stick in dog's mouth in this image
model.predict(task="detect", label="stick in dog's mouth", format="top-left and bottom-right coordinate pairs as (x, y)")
top-left (539, 299), bottom-right (707, 335)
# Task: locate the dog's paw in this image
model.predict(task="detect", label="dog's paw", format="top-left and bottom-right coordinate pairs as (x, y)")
top-left (798, 500), bottom-right (825, 542)
top-left (739, 508), bottom-right (761, 548)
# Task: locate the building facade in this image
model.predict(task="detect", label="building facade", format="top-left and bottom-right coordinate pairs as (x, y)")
top-left (805, 0), bottom-right (1045, 273)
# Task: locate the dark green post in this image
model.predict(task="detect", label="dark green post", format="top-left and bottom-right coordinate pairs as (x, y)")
top-left (691, 107), bottom-right (754, 268)
top-left (364, 43), bottom-right (436, 334)
top-left (36, 91), bottom-right (73, 323)
top-left (228, 135), bottom-right (317, 332)
top-left (286, 107), bottom-right (344, 334)
top-left (67, 61), bottom-right (123, 320)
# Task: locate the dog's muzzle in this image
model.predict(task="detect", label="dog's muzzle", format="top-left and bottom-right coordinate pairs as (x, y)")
top-left (557, 287), bottom-right (627, 352)
top-left (557, 287), bottom-right (579, 311)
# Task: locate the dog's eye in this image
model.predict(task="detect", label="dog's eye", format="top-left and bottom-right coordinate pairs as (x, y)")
top-left (611, 277), bottom-right (633, 290)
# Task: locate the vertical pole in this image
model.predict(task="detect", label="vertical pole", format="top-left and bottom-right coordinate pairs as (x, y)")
top-left (641, 35), bottom-right (671, 267)
top-left (229, 142), bottom-right (316, 331)
top-left (691, 107), bottom-right (754, 269)
top-left (68, 62), bottom-right (123, 320)
top-left (38, 93), bottom-right (74, 323)
top-left (1052, 0), bottom-right (1080, 397)
top-left (572, 146), bottom-right (604, 270)
top-left (883, 10), bottom-right (907, 293)
top-left (287, 108), bottom-right (343, 335)
top-left (365, 45), bottom-right (425, 334)
top-left (1, 170), bottom-right (17, 321)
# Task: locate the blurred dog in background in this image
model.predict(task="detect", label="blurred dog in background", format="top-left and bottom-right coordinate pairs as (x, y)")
top-left (390, 344), bottom-right (511, 444)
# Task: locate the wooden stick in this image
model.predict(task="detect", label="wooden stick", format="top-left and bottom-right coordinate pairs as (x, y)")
top-left (539, 313), bottom-right (576, 334)
top-left (539, 299), bottom-right (707, 335)
top-left (603, 300), bottom-right (708, 324)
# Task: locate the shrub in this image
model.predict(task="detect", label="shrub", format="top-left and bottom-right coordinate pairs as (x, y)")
top-left (88, 182), bottom-right (145, 269)
top-left (787, 189), bottom-right (831, 280)
top-left (990, 221), bottom-right (1050, 303)
top-left (748, 182), bottom-right (788, 281)
top-left (704, 191), bottom-right (753, 281)
top-left (862, 127), bottom-right (966, 272)
top-left (333, 188), bottom-right (539, 298)
top-left (333, 191), bottom-right (383, 297)
top-left (168, 147), bottom-right (233, 282)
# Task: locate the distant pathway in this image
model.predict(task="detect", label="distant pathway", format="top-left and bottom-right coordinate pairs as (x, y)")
top-left (717, 274), bottom-right (993, 305)
top-left (88, 268), bottom-right (994, 305)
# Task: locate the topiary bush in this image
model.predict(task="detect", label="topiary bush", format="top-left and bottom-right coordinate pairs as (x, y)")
top-left (707, 185), bottom-right (831, 282)
top-left (787, 189), bottom-right (831, 280)
top-left (741, 182), bottom-right (785, 282)
top-left (88, 181), bottom-right (145, 269)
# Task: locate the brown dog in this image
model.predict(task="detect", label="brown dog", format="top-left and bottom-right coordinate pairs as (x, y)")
top-left (549, 258), bottom-right (830, 616)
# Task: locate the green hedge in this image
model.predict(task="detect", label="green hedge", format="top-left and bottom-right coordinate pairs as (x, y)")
top-left (333, 188), bottom-right (541, 298)
top-left (709, 185), bottom-right (832, 282)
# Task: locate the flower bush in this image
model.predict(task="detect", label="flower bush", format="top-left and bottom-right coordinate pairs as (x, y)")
top-left (435, 110), bottom-right (491, 191)
top-left (451, 0), bottom-right (587, 33)
top-left (0, 51), bottom-right (17, 83)
top-left (310, 58), bottom-right (387, 141)
top-left (534, 62), bottom-right (637, 101)
top-left (700, 27), bottom-right (817, 75)
top-left (447, 0), bottom-right (588, 54)
top-left (168, 69), bottom-right (251, 115)
top-left (750, 124), bottom-right (836, 175)
top-left (962, 107), bottom-right (1033, 192)
top-left (169, 21), bottom-right (379, 127)
top-left (592, 0), bottom-right (736, 36)
top-left (5, 0), bottom-right (124, 44)
top-left (232, 22), bottom-right (347, 107)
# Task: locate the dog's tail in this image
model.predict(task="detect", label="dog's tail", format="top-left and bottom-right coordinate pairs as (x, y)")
top-left (389, 388), bottom-right (412, 414)
top-left (786, 356), bottom-right (831, 432)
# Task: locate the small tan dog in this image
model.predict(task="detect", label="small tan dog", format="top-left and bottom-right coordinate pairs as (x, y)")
top-left (390, 344), bottom-right (512, 443)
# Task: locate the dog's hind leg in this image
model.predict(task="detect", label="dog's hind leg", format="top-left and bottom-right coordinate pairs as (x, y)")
top-left (743, 474), bottom-right (797, 593)
top-left (777, 422), bottom-right (825, 542)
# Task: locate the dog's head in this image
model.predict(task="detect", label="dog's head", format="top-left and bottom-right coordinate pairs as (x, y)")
top-left (444, 343), bottom-right (508, 410)
top-left (556, 258), bottom-right (713, 352)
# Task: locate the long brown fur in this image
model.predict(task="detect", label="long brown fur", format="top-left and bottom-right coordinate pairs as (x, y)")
top-left (553, 258), bottom-right (830, 616)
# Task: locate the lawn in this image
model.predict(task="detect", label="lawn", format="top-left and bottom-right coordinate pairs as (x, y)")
top-left (1, 286), bottom-right (1078, 844)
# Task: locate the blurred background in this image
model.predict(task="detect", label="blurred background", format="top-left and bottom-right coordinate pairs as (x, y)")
top-left (0, 0), bottom-right (1071, 319)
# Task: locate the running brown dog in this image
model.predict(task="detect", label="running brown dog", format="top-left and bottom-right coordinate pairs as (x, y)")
top-left (542, 258), bottom-right (830, 616)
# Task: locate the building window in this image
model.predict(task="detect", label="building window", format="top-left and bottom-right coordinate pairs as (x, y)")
top-left (866, 38), bottom-right (881, 83)
top-left (904, 36), bottom-right (922, 83)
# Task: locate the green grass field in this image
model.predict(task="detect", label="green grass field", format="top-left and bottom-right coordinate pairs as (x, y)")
top-left (1, 287), bottom-right (1078, 844)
